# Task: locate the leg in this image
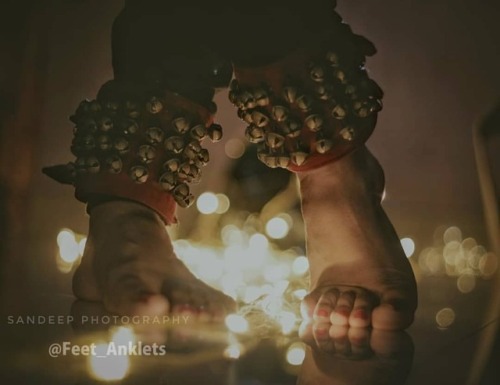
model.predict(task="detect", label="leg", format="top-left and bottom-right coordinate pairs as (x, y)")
top-left (300, 146), bottom-right (417, 330)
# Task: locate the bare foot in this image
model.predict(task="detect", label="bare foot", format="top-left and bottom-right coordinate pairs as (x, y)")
top-left (299, 146), bottom-right (417, 330)
top-left (72, 201), bottom-right (235, 321)
top-left (298, 321), bottom-right (414, 385)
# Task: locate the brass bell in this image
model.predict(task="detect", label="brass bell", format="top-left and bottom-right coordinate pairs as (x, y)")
top-left (164, 136), bottom-right (185, 154)
top-left (137, 144), bottom-right (156, 164)
top-left (283, 86), bottom-right (298, 104)
top-left (207, 123), bottom-right (223, 142)
top-left (297, 94), bottom-right (313, 112)
top-left (340, 126), bottom-right (355, 141)
top-left (251, 110), bottom-right (270, 128)
top-left (163, 158), bottom-right (180, 173)
top-left (176, 194), bottom-right (195, 208)
top-left (105, 101), bottom-right (119, 113)
top-left (316, 139), bottom-right (333, 154)
top-left (272, 105), bottom-right (289, 122)
top-left (326, 51), bottom-right (340, 67)
top-left (79, 118), bottom-right (97, 133)
top-left (104, 155), bottom-right (122, 174)
top-left (89, 100), bottom-right (102, 113)
top-left (86, 156), bottom-right (100, 174)
top-left (146, 96), bottom-right (163, 114)
top-left (146, 127), bottom-right (165, 145)
top-left (172, 117), bottom-right (190, 134)
top-left (238, 109), bottom-right (253, 124)
top-left (177, 162), bottom-right (192, 180)
top-left (96, 134), bottom-right (112, 151)
top-left (189, 165), bottom-right (202, 183)
top-left (159, 172), bottom-right (177, 191)
top-left (98, 116), bottom-right (113, 132)
top-left (283, 119), bottom-right (302, 138)
top-left (129, 165), bottom-right (149, 183)
top-left (228, 90), bottom-right (240, 106)
top-left (265, 132), bottom-right (285, 149)
top-left (197, 149), bottom-right (210, 166)
top-left (229, 79), bottom-right (240, 92)
top-left (81, 134), bottom-right (96, 151)
top-left (245, 125), bottom-right (265, 143)
top-left (173, 183), bottom-right (190, 200)
top-left (315, 84), bottom-right (332, 101)
top-left (121, 119), bottom-right (139, 135)
top-left (256, 144), bottom-right (268, 162)
top-left (305, 114), bottom-right (324, 132)
top-left (125, 100), bottom-right (140, 118)
top-left (291, 151), bottom-right (309, 166)
top-left (262, 154), bottom-right (278, 168)
top-left (334, 69), bottom-right (346, 83)
top-left (369, 98), bottom-right (383, 113)
top-left (254, 88), bottom-right (270, 106)
top-left (332, 105), bottom-right (347, 119)
top-left (190, 124), bottom-right (207, 140)
top-left (310, 65), bottom-right (325, 82)
top-left (114, 137), bottom-right (130, 154)
top-left (240, 90), bottom-right (256, 110)
top-left (277, 155), bottom-right (291, 168)
top-left (345, 84), bottom-right (357, 95)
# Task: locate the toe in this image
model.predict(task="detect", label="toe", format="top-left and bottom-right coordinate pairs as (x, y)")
top-left (372, 292), bottom-right (415, 331)
top-left (313, 289), bottom-right (338, 322)
top-left (313, 322), bottom-right (335, 352)
top-left (348, 327), bottom-right (372, 358)
top-left (349, 292), bottom-right (374, 328)
top-left (330, 291), bottom-right (355, 326)
top-left (328, 325), bottom-right (351, 357)
top-left (301, 291), bottom-right (321, 320)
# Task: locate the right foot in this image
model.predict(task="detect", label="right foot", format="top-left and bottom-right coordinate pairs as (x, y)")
top-left (72, 201), bottom-right (235, 321)
top-left (299, 147), bottom-right (417, 330)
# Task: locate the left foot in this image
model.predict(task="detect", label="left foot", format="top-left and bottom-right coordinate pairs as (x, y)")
top-left (299, 147), bottom-right (417, 330)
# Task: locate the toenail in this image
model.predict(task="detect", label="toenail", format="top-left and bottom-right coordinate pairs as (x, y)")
top-left (316, 309), bottom-right (329, 318)
top-left (335, 306), bottom-right (351, 317)
top-left (352, 308), bottom-right (368, 319)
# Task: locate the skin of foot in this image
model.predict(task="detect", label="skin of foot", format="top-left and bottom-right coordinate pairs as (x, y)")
top-left (298, 146), bottom-right (418, 330)
top-left (298, 321), bottom-right (414, 385)
top-left (72, 200), bottom-right (235, 321)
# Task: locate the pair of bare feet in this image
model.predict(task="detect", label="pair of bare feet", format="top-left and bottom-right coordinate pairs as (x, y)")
top-left (73, 146), bottom-right (417, 331)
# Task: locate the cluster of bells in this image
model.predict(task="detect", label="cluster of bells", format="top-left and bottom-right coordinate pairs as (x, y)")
top-left (68, 96), bottom-right (222, 208)
top-left (228, 47), bottom-right (383, 169)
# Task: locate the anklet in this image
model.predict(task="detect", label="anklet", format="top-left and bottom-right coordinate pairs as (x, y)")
top-left (43, 80), bottom-right (222, 224)
top-left (229, 6), bottom-right (382, 172)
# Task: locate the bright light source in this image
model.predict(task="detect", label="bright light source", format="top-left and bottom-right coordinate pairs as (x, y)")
top-left (292, 256), bottom-right (309, 275)
top-left (266, 217), bottom-right (290, 239)
top-left (215, 194), bottom-right (230, 214)
top-left (57, 229), bottom-right (75, 248)
top-left (224, 344), bottom-right (241, 359)
top-left (88, 343), bottom-right (130, 381)
top-left (225, 314), bottom-right (249, 334)
top-left (279, 311), bottom-right (297, 335)
top-left (197, 192), bottom-right (219, 214)
top-left (400, 238), bottom-right (415, 258)
top-left (249, 233), bottom-right (269, 250)
top-left (111, 326), bottom-right (136, 345)
top-left (435, 308), bottom-right (456, 328)
top-left (286, 343), bottom-right (306, 365)
top-left (293, 289), bottom-right (308, 300)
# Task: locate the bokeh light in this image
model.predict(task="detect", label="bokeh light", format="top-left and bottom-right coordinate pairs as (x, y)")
top-left (225, 314), bottom-right (249, 334)
top-left (286, 342), bottom-right (306, 365)
top-left (88, 343), bottom-right (130, 382)
top-left (197, 192), bottom-right (219, 214)
top-left (400, 237), bottom-right (415, 258)
top-left (436, 308), bottom-right (456, 328)
top-left (266, 217), bottom-right (290, 239)
top-left (292, 256), bottom-right (309, 275)
top-left (225, 138), bottom-right (246, 159)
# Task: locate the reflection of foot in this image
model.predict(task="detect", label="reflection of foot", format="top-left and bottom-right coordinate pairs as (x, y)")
top-left (73, 201), bottom-right (235, 320)
top-left (298, 322), bottom-right (414, 385)
top-left (299, 147), bottom-right (417, 330)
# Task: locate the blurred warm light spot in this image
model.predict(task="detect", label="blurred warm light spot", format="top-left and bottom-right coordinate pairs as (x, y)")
top-left (215, 193), bottom-right (230, 214)
top-left (293, 289), bottom-right (308, 300)
top-left (111, 326), bottom-right (136, 345)
top-left (266, 217), bottom-right (290, 239)
top-left (292, 256), bottom-right (309, 275)
top-left (225, 138), bottom-right (246, 159)
top-left (381, 189), bottom-right (387, 202)
top-left (88, 343), bottom-right (130, 382)
top-left (479, 252), bottom-right (498, 277)
top-left (197, 192), bottom-right (219, 214)
top-left (243, 286), bottom-right (263, 303)
top-left (224, 344), bottom-right (242, 359)
top-left (278, 311), bottom-right (297, 335)
top-left (443, 226), bottom-right (462, 244)
top-left (400, 237), bottom-right (415, 258)
top-left (78, 237), bottom-right (87, 256)
top-left (225, 314), bottom-right (249, 334)
top-left (56, 228), bottom-right (85, 272)
top-left (457, 274), bottom-right (476, 293)
top-left (264, 265), bottom-right (291, 282)
top-left (436, 308), bottom-right (456, 328)
top-left (249, 233), bottom-right (269, 250)
top-left (286, 342), bottom-right (306, 365)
